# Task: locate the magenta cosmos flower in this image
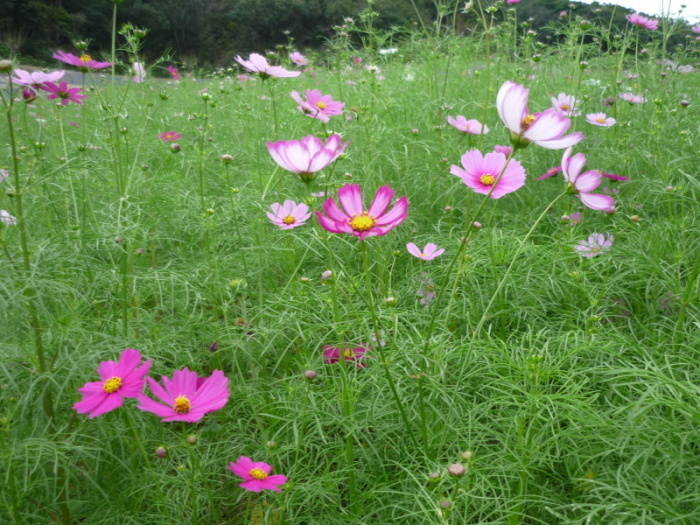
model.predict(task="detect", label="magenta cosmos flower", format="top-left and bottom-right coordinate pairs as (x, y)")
top-left (289, 51), bottom-right (308, 66)
top-left (167, 65), bottom-right (180, 80)
top-left (159, 131), bottom-right (182, 142)
top-left (450, 149), bottom-right (526, 199)
top-left (497, 81), bottom-right (584, 149)
top-left (267, 134), bottom-right (349, 181)
top-left (551, 93), bottom-right (581, 117)
top-left (291, 89), bottom-right (345, 123)
top-left (447, 116), bottom-right (489, 134)
top-left (267, 200), bottom-right (311, 229)
top-left (561, 147), bottom-right (615, 212)
top-left (626, 13), bottom-right (658, 30)
top-left (12, 69), bottom-right (65, 89)
top-left (407, 242), bottom-right (445, 261)
top-left (40, 81), bottom-right (87, 106)
top-left (228, 456), bottom-right (288, 492)
top-left (235, 53), bottom-right (300, 79)
top-left (73, 349), bottom-right (152, 418)
top-left (586, 113), bottom-right (616, 127)
top-left (323, 345), bottom-right (369, 368)
top-left (136, 368), bottom-right (229, 423)
top-left (538, 166), bottom-right (562, 180)
top-left (315, 184), bottom-right (408, 240)
top-left (575, 233), bottom-right (614, 257)
top-left (53, 51), bottom-right (111, 71)
top-left (619, 93), bottom-right (647, 104)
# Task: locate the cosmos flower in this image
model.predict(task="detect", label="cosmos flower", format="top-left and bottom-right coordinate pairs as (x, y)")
top-left (323, 345), bottom-right (369, 368)
top-left (586, 113), bottom-right (616, 126)
top-left (619, 93), bottom-right (647, 104)
top-left (137, 368), bottom-right (229, 423)
top-left (537, 166), bottom-right (562, 180)
top-left (235, 53), bottom-right (300, 79)
top-left (450, 149), bottom-right (526, 199)
top-left (406, 243), bottom-right (445, 260)
top-left (167, 65), bottom-right (180, 80)
top-left (12, 69), bottom-right (65, 89)
top-left (575, 233), bottom-right (614, 257)
top-left (53, 51), bottom-right (111, 71)
top-left (73, 349), bottom-right (152, 418)
top-left (291, 89), bottom-right (345, 123)
top-left (159, 131), bottom-right (182, 142)
top-left (315, 184), bottom-right (408, 240)
top-left (267, 200), bottom-right (311, 229)
top-left (602, 172), bottom-right (629, 181)
top-left (561, 147), bottom-right (615, 212)
top-left (40, 81), bottom-right (87, 106)
top-left (289, 51), bottom-right (308, 66)
top-left (266, 134), bottom-right (349, 181)
top-left (132, 62), bottom-right (146, 83)
top-left (228, 457), bottom-right (288, 492)
top-left (626, 13), bottom-right (658, 30)
top-left (493, 145), bottom-right (512, 156)
top-left (446, 115), bottom-right (489, 134)
top-left (551, 93), bottom-right (582, 117)
top-left (496, 81), bottom-right (584, 149)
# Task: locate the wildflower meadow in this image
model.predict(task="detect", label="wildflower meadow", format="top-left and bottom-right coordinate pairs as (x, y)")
top-left (1, 2), bottom-right (699, 524)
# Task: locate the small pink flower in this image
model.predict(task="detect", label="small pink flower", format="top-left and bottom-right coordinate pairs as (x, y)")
top-left (167, 65), bottom-right (180, 80)
top-left (575, 233), bottom-right (613, 257)
top-left (586, 112), bottom-right (616, 127)
top-left (267, 200), bottom-right (311, 229)
top-left (560, 11), bottom-right (567, 17)
top-left (53, 51), bottom-right (111, 71)
top-left (620, 93), bottom-right (647, 104)
top-left (407, 242), bottom-right (445, 261)
top-left (602, 172), bottom-right (629, 181)
top-left (235, 53), bottom-right (300, 79)
top-left (494, 145), bottom-right (512, 157)
top-left (323, 345), bottom-right (369, 368)
top-left (564, 212), bottom-right (582, 226)
top-left (159, 131), bottom-right (182, 142)
top-left (537, 166), bottom-right (562, 180)
top-left (561, 147), bottom-right (615, 212)
top-left (315, 184), bottom-right (408, 240)
top-left (73, 349), bottom-right (152, 418)
top-left (446, 115), bottom-right (489, 134)
top-left (136, 368), bottom-right (229, 423)
top-left (1, 210), bottom-right (17, 225)
top-left (132, 62), bottom-right (146, 83)
top-left (0, 169), bottom-right (9, 183)
top-left (692, 26), bottom-right (700, 33)
top-left (551, 93), bottom-right (581, 117)
top-left (40, 81), bottom-right (87, 106)
top-left (289, 51), bottom-right (308, 66)
top-left (507, 0), bottom-right (520, 4)
top-left (291, 89), bottom-right (345, 123)
top-left (352, 56), bottom-right (363, 65)
top-left (228, 456), bottom-right (288, 492)
top-left (450, 150), bottom-right (526, 199)
top-left (626, 13), bottom-right (658, 30)
top-left (266, 134), bottom-right (349, 181)
top-left (12, 69), bottom-right (65, 89)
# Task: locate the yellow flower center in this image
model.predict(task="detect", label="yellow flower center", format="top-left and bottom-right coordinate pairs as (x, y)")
top-left (349, 212), bottom-right (376, 232)
top-left (521, 114), bottom-right (537, 131)
top-left (173, 395), bottom-right (191, 414)
top-left (343, 348), bottom-right (355, 359)
top-left (80, 54), bottom-right (92, 63)
top-left (480, 174), bottom-right (496, 185)
top-left (596, 118), bottom-right (606, 123)
top-left (282, 215), bottom-right (296, 225)
top-left (316, 101), bottom-right (327, 109)
top-left (561, 104), bottom-right (569, 110)
top-left (250, 468), bottom-right (268, 480)
top-left (103, 376), bottom-right (122, 393)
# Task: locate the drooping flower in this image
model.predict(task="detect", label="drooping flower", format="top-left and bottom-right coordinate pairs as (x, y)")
top-left (136, 368), bottom-right (229, 423)
top-left (159, 131), bottom-right (182, 142)
top-left (446, 115), bottom-right (489, 134)
top-left (289, 51), bottom-right (308, 66)
top-left (235, 53), bottom-right (300, 79)
top-left (73, 349), bottom-right (152, 418)
top-left (228, 456), bottom-right (288, 492)
top-left (22, 88), bottom-right (38, 103)
top-left (267, 200), bottom-right (311, 229)
top-left (619, 93), bottom-right (647, 104)
top-left (291, 89), bottom-right (345, 123)
top-left (407, 242), bottom-right (445, 261)
top-left (537, 166), bottom-right (562, 180)
top-left (132, 62), bottom-right (146, 83)
top-left (266, 134), bottom-right (349, 181)
top-left (575, 233), bottom-right (614, 257)
top-left (450, 149), bottom-right (526, 199)
top-left (0, 210), bottom-right (17, 226)
top-left (586, 112), bottom-right (616, 127)
top-left (551, 93), bottom-right (581, 117)
top-left (167, 65), bottom-right (180, 80)
top-left (12, 69), bottom-right (65, 89)
top-left (315, 184), bottom-right (408, 240)
top-left (496, 81), bottom-right (584, 149)
top-left (561, 147), bottom-right (615, 212)
top-left (40, 81), bottom-right (87, 106)
top-left (626, 13), bottom-right (658, 30)
top-left (323, 345), bottom-right (369, 368)
top-left (53, 51), bottom-right (111, 71)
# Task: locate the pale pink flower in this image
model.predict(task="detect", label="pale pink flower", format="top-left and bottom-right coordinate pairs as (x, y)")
top-left (416, 272), bottom-right (436, 306)
top-left (692, 26), bottom-right (700, 33)
top-left (266, 134), bottom-right (349, 181)
top-left (575, 233), bottom-right (613, 257)
top-left (228, 456), bottom-right (288, 492)
top-left (494, 145), bottom-right (512, 157)
top-left (586, 112), bottom-right (616, 127)
top-left (551, 93), bottom-right (581, 117)
top-left (53, 51), bottom-right (111, 71)
top-left (561, 147), bottom-right (615, 212)
top-left (315, 184), bottom-right (408, 240)
top-left (289, 51), bottom-right (308, 66)
top-left (626, 13), bottom-right (658, 30)
top-left (447, 115), bottom-right (489, 134)
top-left (167, 65), bottom-right (180, 80)
top-left (235, 53), bottom-right (300, 79)
top-left (159, 131), bottom-right (182, 142)
top-left (323, 345), bottom-right (369, 368)
top-left (450, 150), bottom-right (526, 199)
top-left (267, 200), bottom-right (311, 229)
top-left (132, 62), bottom-right (146, 83)
top-left (406, 242), bottom-right (445, 261)
top-left (496, 81), bottom-right (584, 149)
top-left (12, 69), bottom-right (65, 89)
top-left (40, 81), bottom-right (87, 106)
top-left (0, 210), bottom-right (17, 225)
top-left (291, 89), bottom-right (345, 123)
top-left (619, 93), bottom-right (647, 104)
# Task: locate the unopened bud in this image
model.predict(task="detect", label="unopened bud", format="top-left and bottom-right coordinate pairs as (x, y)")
top-left (461, 450), bottom-right (473, 460)
top-left (472, 221), bottom-right (482, 230)
top-left (155, 446), bottom-right (168, 458)
top-left (266, 440), bottom-right (278, 449)
top-left (187, 435), bottom-right (198, 445)
top-left (680, 100), bottom-right (689, 107)
top-left (630, 215), bottom-right (641, 223)
top-left (321, 270), bottom-right (333, 281)
top-left (170, 143), bottom-right (181, 153)
top-left (221, 154), bottom-right (233, 163)
top-left (208, 342), bottom-right (219, 353)
top-left (0, 59), bottom-right (14, 73)
top-left (439, 500), bottom-right (451, 509)
top-left (428, 471), bottom-right (440, 481)
top-left (304, 370), bottom-right (317, 380)
top-left (385, 296), bottom-right (397, 306)
top-left (448, 463), bottom-right (465, 477)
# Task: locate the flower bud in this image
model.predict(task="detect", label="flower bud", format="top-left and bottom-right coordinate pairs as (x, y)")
top-left (680, 100), bottom-right (689, 107)
top-left (155, 446), bottom-right (168, 458)
top-left (439, 500), bottom-right (451, 509)
top-left (300, 276), bottom-right (310, 283)
top-left (170, 143), bottom-right (181, 153)
top-left (630, 215), bottom-right (641, 223)
top-left (208, 342), bottom-right (219, 353)
top-left (428, 471), bottom-right (440, 481)
top-left (187, 435), bottom-right (198, 445)
top-left (321, 270), bottom-right (333, 281)
top-left (304, 370), bottom-right (317, 380)
top-left (0, 59), bottom-right (14, 73)
top-left (448, 463), bottom-right (465, 477)
top-left (266, 440), bottom-right (278, 449)
top-left (385, 296), bottom-right (397, 306)
top-left (461, 450), bottom-right (473, 460)
top-left (221, 154), bottom-right (233, 163)
top-left (472, 221), bottom-right (482, 230)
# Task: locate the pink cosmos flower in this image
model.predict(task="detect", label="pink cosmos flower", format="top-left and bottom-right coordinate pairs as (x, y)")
top-left (551, 93), bottom-right (581, 117)
top-left (497, 81), bottom-right (584, 149)
top-left (564, 212), bottom-right (582, 226)
top-left (619, 93), bottom-right (647, 104)
top-left (575, 233), bottom-right (613, 257)
top-left (450, 149), bottom-right (526, 199)
top-left (53, 51), bottom-right (111, 71)
top-left (136, 368), bottom-right (229, 423)
top-left (586, 112), bottom-right (616, 127)
top-left (507, 0), bottom-right (520, 4)
top-left (12, 69), bottom-right (65, 89)
top-left (407, 242), bottom-right (445, 261)
top-left (267, 200), bottom-right (311, 229)
top-left (167, 65), bottom-right (180, 80)
top-left (159, 131), bottom-right (182, 142)
top-left (323, 345), bottom-right (369, 368)
top-left (132, 62), bottom-right (146, 83)
top-left (291, 89), bottom-right (345, 123)
top-left (289, 51), bottom-right (308, 66)
top-left (22, 88), bottom-right (38, 103)
top-left (537, 166), bottom-right (562, 180)
top-left (266, 134), bottom-right (349, 181)
top-left (40, 81), bottom-right (87, 106)
top-left (73, 349), bottom-right (152, 418)
top-left (447, 115), bottom-right (489, 134)
top-left (626, 13), bottom-right (658, 30)
top-left (494, 145), bottom-right (512, 157)
top-left (561, 147), bottom-right (615, 212)
top-left (315, 184), bottom-right (408, 240)
top-left (228, 456), bottom-right (288, 492)
top-left (693, 26), bottom-right (700, 33)
top-left (235, 53), bottom-right (300, 79)
top-left (0, 210), bottom-right (17, 225)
